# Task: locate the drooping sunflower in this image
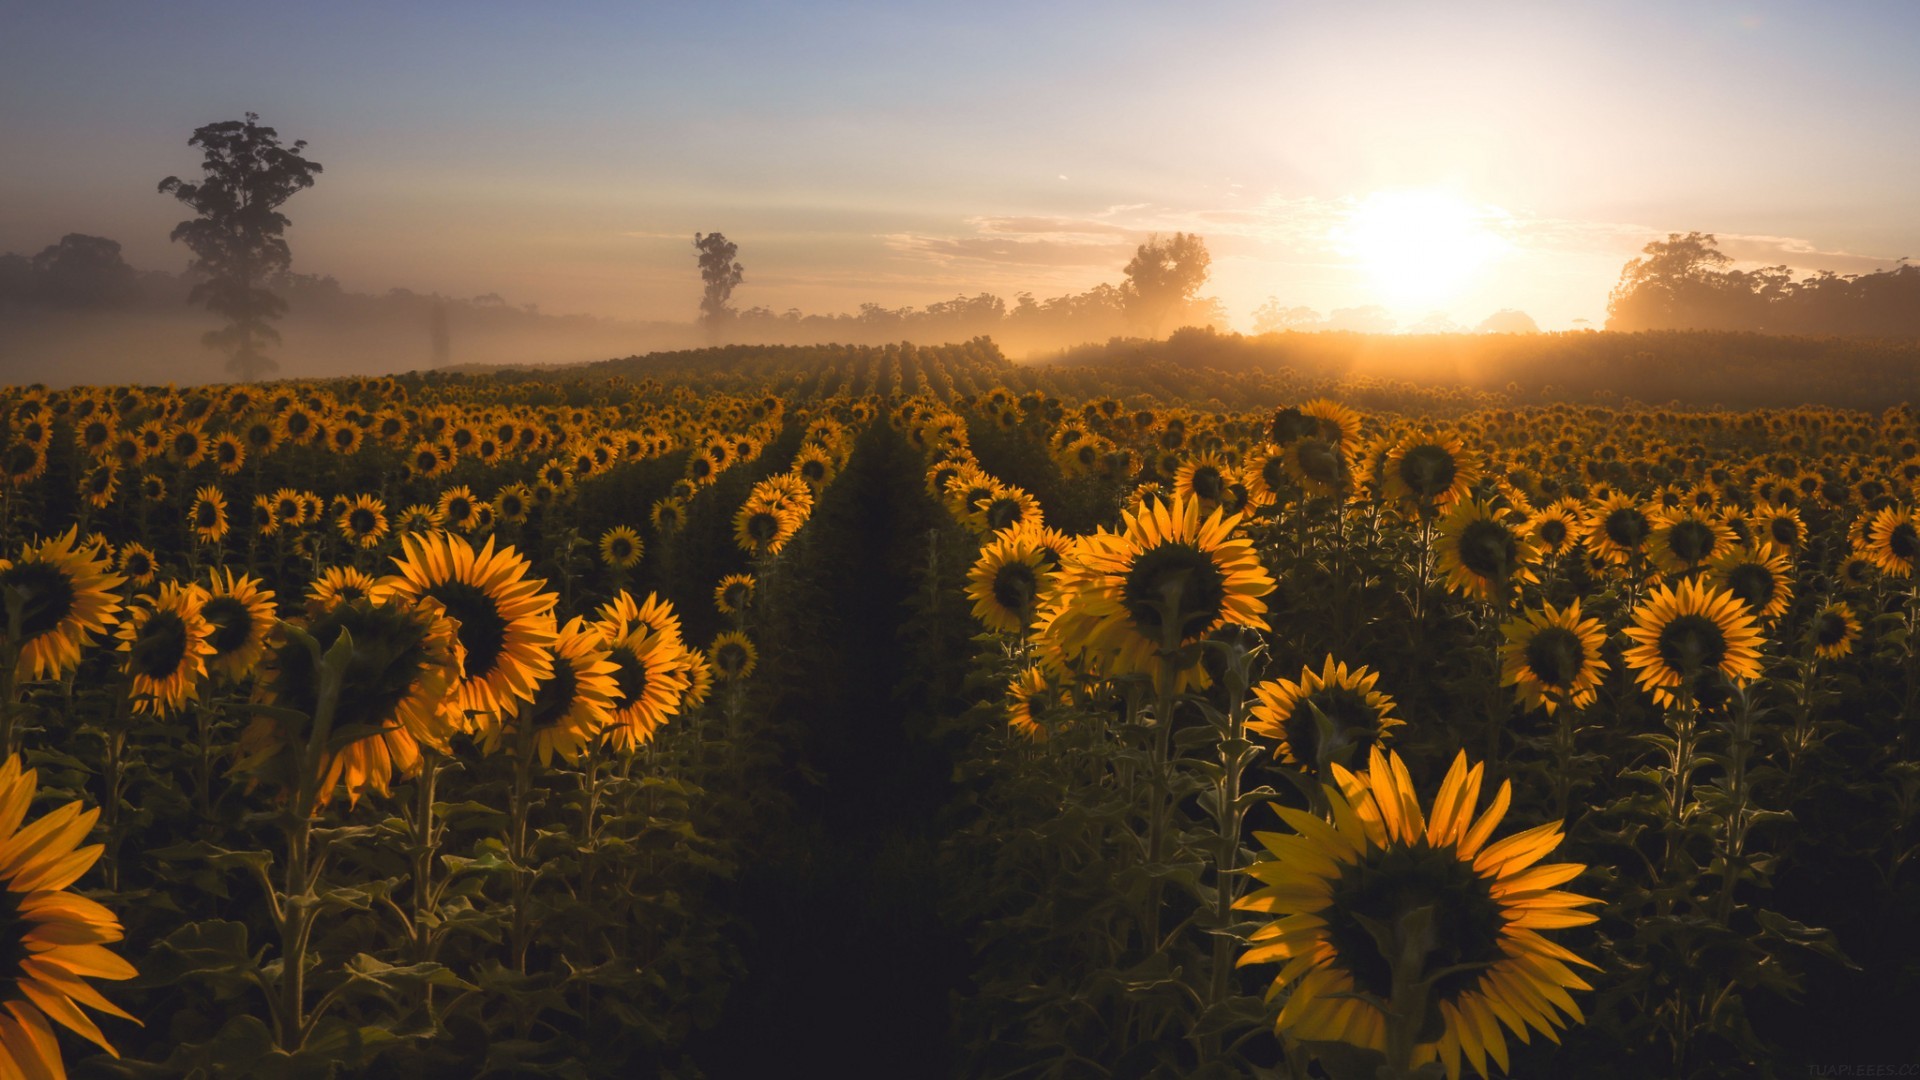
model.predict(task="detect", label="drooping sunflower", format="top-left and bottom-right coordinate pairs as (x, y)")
top-left (1647, 507), bottom-right (1738, 578)
top-left (599, 525), bottom-right (644, 569)
top-left (1236, 747), bottom-right (1599, 1080)
top-left (1585, 492), bottom-right (1654, 568)
top-left (709, 630), bottom-right (758, 681)
top-left (79, 462), bottom-right (119, 509)
top-left (0, 527), bottom-right (125, 682)
top-left (1809, 601), bottom-right (1861, 661)
top-left (1622, 578), bottom-right (1765, 707)
top-left (1054, 493), bottom-right (1274, 689)
top-left (1860, 505), bottom-right (1920, 578)
top-left (116, 582), bottom-right (215, 716)
top-left (1248, 657), bottom-right (1403, 774)
top-left (0, 753), bottom-right (139, 1076)
top-left (1708, 542), bottom-right (1794, 621)
top-left (598, 627), bottom-right (691, 751)
top-left (965, 529), bottom-right (1055, 635)
top-left (479, 617), bottom-right (617, 765)
top-left (336, 494), bottom-right (390, 549)
top-left (200, 569), bottom-right (277, 681)
top-left (1435, 499), bottom-right (1541, 604)
top-left (714, 573), bottom-right (755, 616)
top-left (188, 485), bottom-right (229, 544)
top-left (383, 532), bottom-right (558, 725)
top-left (1499, 600), bottom-right (1608, 714)
top-left (1382, 432), bottom-right (1479, 513)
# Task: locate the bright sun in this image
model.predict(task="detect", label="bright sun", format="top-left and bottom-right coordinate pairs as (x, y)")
top-left (1332, 190), bottom-right (1508, 309)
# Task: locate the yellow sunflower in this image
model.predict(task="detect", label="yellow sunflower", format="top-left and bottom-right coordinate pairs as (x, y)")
top-left (1584, 493), bottom-right (1654, 568)
top-left (597, 590), bottom-right (685, 647)
top-left (1236, 747), bottom-right (1599, 1080)
top-left (1647, 507), bottom-right (1738, 578)
top-left (1382, 432), bottom-right (1479, 513)
top-left (1809, 602), bottom-right (1860, 661)
top-left (0, 753), bottom-right (139, 1075)
top-left (1860, 506), bottom-right (1920, 578)
top-left (382, 532), bottom-right (558, 725)
top-left (599, 525), bottom-right (644, 569)
top-left (1278, 436), bottom-right (1352, 499)
top-left (0, 527), bottom-right (125, 682)
top-left (965, 529), bottom-right (1055, 635)
top-left (1708, 543), bottom-right (1794, 621)
top-left (1005, 664), bottom-right (1059, 742)
top-left (188, 485), bottom-right (229, 545)
top-left (733, 501), bottom-right (802, 558)
top-left (709, 631), bottom-right (758, 681)
top-left (1499, 600), bottom-right (1608, 714)
top-left (305, 566), bottom-right (380, 615)
top-left (1248, 657), bottom-right (1403, 774)
top-left (714, 574), bottom-right (755, 616)
top-left (200, 569), bottom-right (277, 681)
top-left (598, 627), bottom-right (691, 751)
top-left (650, 496), bottom-right (687, 534)
top-left (116, 583), bottom-right (216, 717)
top-left (78, 462), bottom-right (119, 509)
top-left (1527, 500), bottom-right (1584, 559)
top-left (1173, 450), bottom-right (1235, 511)
top-left (975, 485), bottom-right (1043, 534)
top-left (117, 543), bottom-right (157, 590)
top-left (1622, 578), bottom-right (1765, 707)
top-left (336, 494), bottom-right (390, 549)
top-left (479, 617), bottom-right (616, 766)
top-left (1436, 500), bottom-right (1541, 604)
top-left (436, 486), bottom-right (480, 534)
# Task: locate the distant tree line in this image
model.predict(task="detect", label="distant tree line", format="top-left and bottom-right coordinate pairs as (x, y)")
top-left (1607, 231), bottom-right (1920, 337)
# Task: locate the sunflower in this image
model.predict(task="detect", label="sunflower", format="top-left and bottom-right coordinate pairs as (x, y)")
top-left (117, 543), bottom-right (157, 590)
top-left (243, 594), bottom-right (461, 808)
top-left (479, 617), bottom-right (616, 765)
top-left (1005, 665), bottom-right (1059, 742)
top-left (79, 462), bottom-right (119, 509)
top-left (383, 532), bottom-right (558, 724)
top-left (1236, 747), bottom-right (1599, 1080)
top-left (188, 485), bottom-right (229, 545)
top-left (0, 754), bottom-right (139, 1075)
top-left (306, 566), bottom-right (380, 615)
top-left (1173, 450), bottom-right (1235, 511)
top-left (167, 422), bottom-right (207, 467)
top-left (1647, 507), bottom-right (1738, 578)
top-left (1622, 578), bottom-right (1765, 707)
top-left (1585, 492), bottom-right (1654, 568)
top-left (136, 473), bottom-right (166, 504)
top-left (597, 590), bottom-right (686, 647)
top-left (1860, 505), bottom-right (1920, 578)
top-left (714, 573), bottom-right (755, 616)
top-left (200, 569), bottom-right (277, 681)
top-left (0, 527), bottom-right (125, 682)
top-left (211, 432), bottom-right (246, 474)
top-left (1382, 432), bottom-right (1479, 513)
top-left (1499, 600), bottom-right (1608, 714)
top-left (976, 485), bottom-right (1042, 533)
top-left (650, 496), bottom-right (687, 533)
top-left (493, 485), bottom-right (532, 525)
top-left (1249, 657), bottom-right (1403, 774)
top-left (116, 582), bottom-right (215, 716)
top-left (794, 445), bottom-right (838, 490)
top-left (1708, 543), bottom-right (1794, 621)
top-left (1527, 500), bottom-right (1584, 558)
top-left (334, 495), bottom-right (389, 549)
top-left (598, 627), bottom-right (691, 751)
top-left (733, 501), bottom-right (801, 559)
top-left (1053, 493), bottom-right (1274, 689)
top-left (436, 486), bottom-right (480, 533)
top-left (966, 529), bottom-right (1055, 635)
top-left (709, 631), bottom-right (757, 681)
top-left (1436, 500), bottom-right (1541, 604)
top-left (1809, 601), bottom-right (1861, 661)
top-left (0, 443), bottom-right (46, 489)
top-left (392, 503), bottom-right (442, 536)
top-left (599, 525), bottom-right (644, 569)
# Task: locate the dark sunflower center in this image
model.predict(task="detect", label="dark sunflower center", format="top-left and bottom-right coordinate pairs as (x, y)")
top-left (1295, 439), bottom-right (1345, 485)
top-left (1261, 456), bottom-right (1289, 489)
top-left (1283, 686), bottom-right (1383, 771)
top-left (991, 561), bottom-right (1040, 614)
top-left (195, 502), bottom-right (220, 528)
top-left (445, 498), bottom-right (473, 524)
top-left (0, 562), bottom-right (78, 640)
top-left (1189, 465), bottom-right (1225, 501)
top-left (1767, 517), bottom-right (1799, 546)
top-left (349, 508), bottom-right (378, 534)
top-left (1666, 520), bottom-right (1717, 564)
top-left (502, 495), bottom-right (525, 516)
top-left (1524, 627), bottom-right (1586, 689)
top-left (285, 413), bottom-right (311, 436)
top-left (274, 603), bottom-right (432, 726)
top-left (429, 582), bottom-right (510, 681)
top-left (609, 537), bottom-right (634, 561)
top-left (1813, 611), bottom-right (1849, 646)
top-left (1536, 518), bottom-right (1568, 548)
top-left (130, 612), bottom-right (190, 679)
top-left (1604, 507), bottom-right (1650, 547)
top-left (202, 595), bottom-right (255, 656)
top-left (125, 553), bottom-right (152, 577)
top-left (1656, 612), bottom-right (1729, 676)
top-left (723, 583), bottom-right (751, 610)
top-left (801, 459), bottom-right (827, 481)
top-left (415, 451), bottom-right (438, 471)
top-left (1891, 523), bottom-right (1920, 562)
top-left (745, 511), bottom-right (781, 543)
top-left (276, 499), bottom-right (301, 520)
top-left (1325, 843), bottom-right (1506, 1003)
top-left (1396, 444), bottom-right (1459, 500)
top-left (173, 431), bottom-right (200, 456)
top-left (1456, 519), bottom-right (1515, 580)
top-left (715, 642), bottom-right (750, 675)
top-left (527, 660), bottom-right (580, 728)
top-left (985, 497), bottom-right (1025, 531)
top-left (1270, 407), bottom-right (1315, 445)
top-left (1725, 564), bottom-right (1776, 610)
top-left (606, 645), bottom-right (647, 711)
top-left (1121, 542), bottom-right (1228, 640)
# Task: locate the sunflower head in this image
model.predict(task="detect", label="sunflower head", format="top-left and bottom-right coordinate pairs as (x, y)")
top-left (599, 626), bottom-right (691, 751)
top-left (201, 569), bottom-right (278, 681)
top-left (1622, 578), bottom-right (1766, 708)
top-left (1249, 657), bottom-right (1402, 774)
top-left (709, 631), bottom-right (757, 681)
top-left (0, 527), bottom-right (125, 682)
top-left (1436, 500), bottom-right (1540, 604)
top-left (479, 617), bottom-right (617, 766)
top-left (599, 525), bottom-right (644, 569)
top-left (714, 573), bottom-right (756, 616)
top-left (117, 582), bottom-right (215, 716)
top-left (1809, 601), bottom-right (1861, 661)
top-left (383, 532), bottom-right (558, 724)
top-left (1500, 600), bottom-right (1608, 714)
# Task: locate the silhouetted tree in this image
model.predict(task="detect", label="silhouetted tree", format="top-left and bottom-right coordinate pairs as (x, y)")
top-left (430, 299), bottom-right (451, 368)
top-left (1122, 232), bottom-right (1210, 335)
top-left (1476, 309), bottom-right (1540, 334)
top-left (27, 234), bottom-right (136, 308)
top-left (1609, 232), bottom-right (1920, 336)
top-left (694, 232), bottom-right (744, 333)
top-left (158, 112), bottom-right (322, 381)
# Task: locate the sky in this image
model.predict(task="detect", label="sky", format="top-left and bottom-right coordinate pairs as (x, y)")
top-left (3, 0), bottom-right (1917, 333)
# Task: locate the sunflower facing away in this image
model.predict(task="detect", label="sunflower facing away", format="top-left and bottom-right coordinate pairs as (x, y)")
top-left (0, 753), bottom-right (139, 1076)
top-left (1236, 747), bottom-right (1599, 1080)
top-left (1622, 577), bottom-right (1765, 707)
top-left (713, 573), bottom-right (755, 616)
top-left (1499, 600), bottom-right (1608, 714)
top-left (599, 525), bottom-right (644, 569)
top-left (1005, 664), bottom-right (1062, 742)
top-left (1248, 657), bottom-right (1403, 774)
top-left (0, 527), bottom-right (124, 683)
top-left (383, 532), bottom-right (558, 726)
top-left (709, 631), bottom-right (758, 681)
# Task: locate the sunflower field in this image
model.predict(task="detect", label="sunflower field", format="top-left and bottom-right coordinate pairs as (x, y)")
top-left (0, 339), bottom-right (1915, 1078)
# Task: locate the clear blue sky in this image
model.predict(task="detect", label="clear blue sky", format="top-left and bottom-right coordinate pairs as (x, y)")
top-left (4, 0), bottom-right (1916, 329)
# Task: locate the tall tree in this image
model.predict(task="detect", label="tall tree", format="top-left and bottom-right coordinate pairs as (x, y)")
top-left (693, 232), bottom-right (744, 334)
top-left (28, 234), bottom-right (136, 308)
top-left (159, 112), bottom-right (322, 382)
top-left (1121, 232), bottom-right (1210, 336)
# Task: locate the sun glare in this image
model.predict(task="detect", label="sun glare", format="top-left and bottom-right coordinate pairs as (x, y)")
top-left (1332, 190), bottom-right (1509, 309)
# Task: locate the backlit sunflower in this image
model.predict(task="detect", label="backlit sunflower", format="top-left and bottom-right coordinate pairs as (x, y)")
top-left (599, 525), bottom-right (643, 569)
top-left (1053, 493), bottom-right (1274, 689)
top-left (0, 753), bottom-right (139, 1076)
top-left (1436, 499), bottom-right (1541, 604)
top-left (383, 532), bottom-right (558, 725)
top-left (714, 574), bottom-right (755, 616)
top-left (1499, 600), bottom-right (1608, 714)
top-left (1709, 542), bottom-right (1794, 621)
top-left (1860, 505), bottom-right (1920, 578)
top-left (1527, 500), bottom-right (1584, 559)
top-left (598, 627), bottom-right (691, 751)
top-left (1585, 492), bottom-right (1654, 568)
top-left (733, 501), bottom-right (801, 558)
top-left (0, 527), bottom-right (125, 682)
top-left (117, 543), bottom-right (157, 590)
top-left (200, 569), bottom-right (277, 681)
top-left (965, 529), bottom-right (1055, 635)
top-left (650, 496), bottom-right (687, 533)
top-left (1248, 657), bottom-right (1402, 774)
top-left (1809, 601), bottom-right (1860, 661)
top-left (1236, 747), bottom-right (1599, 1080)
top-left (1173, 450), bottom-right (1234, 511)
top-left (709, 631), bottom-right (757, 681)
top-left (188, 485), bottom-right (229, 544)
top-left (479, 617), bottom-right (616, 765)
top-left (1382, 432), bottom-right (1479, 513)
top-left (1279, 436), bottom-right (1352, 499)
top-left (1622, 578), bottom-right (1765, 707)
top-left (1647, 507), bottom-right (1737, 577)
top-left (337, 494), bottom-right (390, 548)
top-left (1005, 664), bottom-right (1060, 742)
top-left (306, 566), bottom-right (380, 615)
top-left (116, 582), bottom-right (215, 716)
top-left (436, 486), bottom-right (480, 533)
top-left (79, 462), bottom-right (119, 509)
